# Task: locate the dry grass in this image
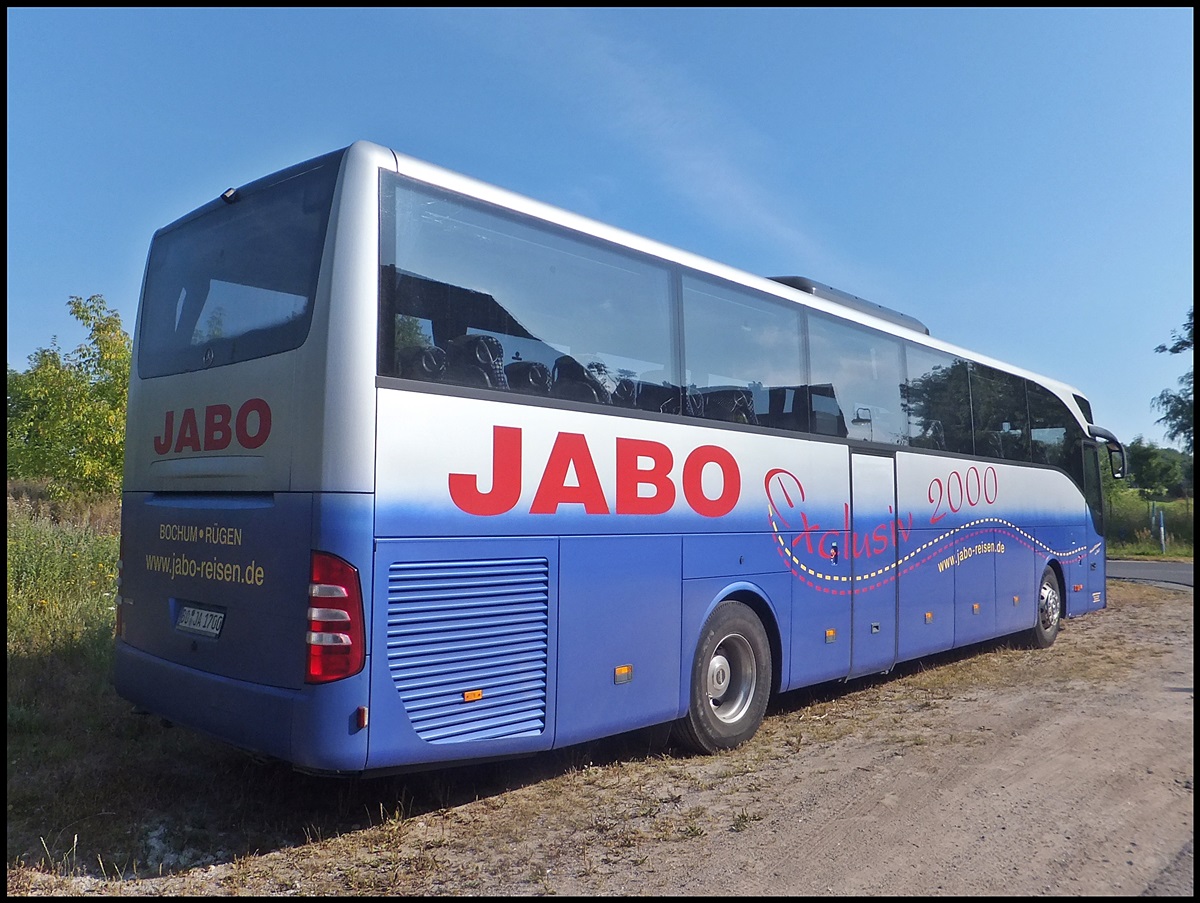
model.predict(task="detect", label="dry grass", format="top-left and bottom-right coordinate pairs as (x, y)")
top-left (7, 581), bottom-right (1185, 896)
top-left (6, 480), bottom-right (121, 533)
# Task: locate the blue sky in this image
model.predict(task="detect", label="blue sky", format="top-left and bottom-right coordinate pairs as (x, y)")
top-left (6, 8), bottom-right (1193, 450)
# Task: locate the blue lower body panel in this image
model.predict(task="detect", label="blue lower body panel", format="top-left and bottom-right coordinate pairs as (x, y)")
top-left (113, 640), bottom-right (370, 773)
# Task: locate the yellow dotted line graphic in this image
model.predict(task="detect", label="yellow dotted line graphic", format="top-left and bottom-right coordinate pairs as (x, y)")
top-left (769, 509), bottom-right (1090, 586)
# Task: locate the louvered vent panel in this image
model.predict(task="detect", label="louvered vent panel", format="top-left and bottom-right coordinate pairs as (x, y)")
top-left (386, 557), bottom-right (549, 743)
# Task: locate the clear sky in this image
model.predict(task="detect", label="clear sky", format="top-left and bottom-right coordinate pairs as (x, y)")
top-left (6, 8), bottom-right (1194, 450)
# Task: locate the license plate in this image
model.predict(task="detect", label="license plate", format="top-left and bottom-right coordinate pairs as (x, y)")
top-left (177, 605), bottom-right (225, 638)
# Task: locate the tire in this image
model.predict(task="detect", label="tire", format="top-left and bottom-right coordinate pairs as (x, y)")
top-left (674, 600), bottom-right (772, 754)
top-left (1029, 566), bottom-right (1062, 649)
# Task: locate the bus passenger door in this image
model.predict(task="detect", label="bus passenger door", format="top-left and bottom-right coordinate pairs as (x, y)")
top-left (848, 453), bottom-right (899, 679)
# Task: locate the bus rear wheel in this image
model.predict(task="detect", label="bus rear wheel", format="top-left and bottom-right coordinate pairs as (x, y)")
top-left (674, 600), bottom-right (772, 755)
top-left (1029, 566), bottom-right (1062, 649)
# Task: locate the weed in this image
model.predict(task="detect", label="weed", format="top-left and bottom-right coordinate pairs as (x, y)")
top-left (38, 833), bottom-right (80, 876)
top-left (730, 808), bottom-right (762, 832)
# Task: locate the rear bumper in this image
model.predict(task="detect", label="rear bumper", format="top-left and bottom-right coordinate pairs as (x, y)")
top-left (113, 640), bottom-right (369, 773)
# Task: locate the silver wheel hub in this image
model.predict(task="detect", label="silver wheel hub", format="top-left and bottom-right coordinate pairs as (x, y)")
top-left (707, 654), bottom-right (731, 699)
top-left (706, 633), bottom-right (756, 724)
top-left (1039, 580), bottom-right (1060, 630)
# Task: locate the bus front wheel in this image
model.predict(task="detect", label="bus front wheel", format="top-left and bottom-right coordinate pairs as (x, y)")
top-left (674, 600), bottom-right (772, 755)
top-left (1029, 566), bottom-right (1062, 649)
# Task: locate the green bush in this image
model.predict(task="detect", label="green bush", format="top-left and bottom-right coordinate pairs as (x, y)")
top-left (7, 295), bottom-right (130, 498)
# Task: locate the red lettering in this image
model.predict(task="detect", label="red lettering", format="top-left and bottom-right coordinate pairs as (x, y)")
top-left (615, 438), bottom-right (675, 515)
top-left (235, 398), bottom-right (271, 450)
top-left (873, 523), bottom-right (890, 554)
top-left (793, 511), bottom-right (821, 554)
top-left (173, 408), bottom-right (202, 453)
top-left (448, 425), bottom-right (523, 516)
top-left (682, 445), bottom-right (739, 517)
top-left (818, 532), bottom-right (839, 560)
top-left (769, 471), bottom-right (920, 579)
top-left (153, 410), bottom-right (175, 455)
top-left (930, 466), bottom-right (999, 522)
top-left (765, 468), bottom-right (804, 527)
top-left (531, 433), bottom-right (610, 514)
top-left (853, 531), bottom-right (873, 558)
top-left (204, 404), bottom-right (233, 451)
top-left (153, 399), bottom-right (273, 456)
top-left (983, 466), bottom-right (998, 504)
top-left (448, 428), bottom-right (750, 518)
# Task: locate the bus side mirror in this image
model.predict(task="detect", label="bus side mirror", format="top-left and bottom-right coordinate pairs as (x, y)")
top-left (1087, 426), bottom-right (1125, 480)
top-left (1108, 445), bottom-right (1126, 480)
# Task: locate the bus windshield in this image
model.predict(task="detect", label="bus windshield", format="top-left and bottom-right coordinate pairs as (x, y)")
top-left (136, 150), bottom-right (342, 378)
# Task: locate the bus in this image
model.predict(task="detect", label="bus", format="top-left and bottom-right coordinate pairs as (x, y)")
top-left (114, 140), bottom-right (1127, 775)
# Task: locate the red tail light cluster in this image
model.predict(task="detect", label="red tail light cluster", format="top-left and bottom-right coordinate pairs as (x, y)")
top-left (306, 551), bottom-right (365, 683)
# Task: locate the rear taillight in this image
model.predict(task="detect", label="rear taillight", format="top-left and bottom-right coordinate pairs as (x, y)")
top-left (306, 551), bottom-right (365, 683)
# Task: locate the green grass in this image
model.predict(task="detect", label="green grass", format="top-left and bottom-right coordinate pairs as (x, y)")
top-left (1106, 490), bottom-right (1193, 558)
top-left (6, 496), bottom-right (120, 742)
top-left (1107, 533), bottom-right (1193, 559)
top-left (6, 497), bottom-right (127, 870)
top-left (6, 496), bottom-right (119, 658)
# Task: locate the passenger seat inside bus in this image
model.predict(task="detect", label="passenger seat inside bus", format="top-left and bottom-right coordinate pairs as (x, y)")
top-left (395, 344), bottom-right (447, 382)
top-left (697, 387), bottom-right (758, 425)
top-left (505, 360), bottom-right (552, 395)
top-left (446, 334), bottom-right (509, 389)
top-left (643, 382), bottom-right (685, 415)
top-left (550, 356), bottom-right (612, 404)
top-left (611, 379), bottom-right (683, 415)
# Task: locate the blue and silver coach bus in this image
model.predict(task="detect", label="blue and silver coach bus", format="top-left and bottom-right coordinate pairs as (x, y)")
top-left (114, 141), bottom-right (1126, 775)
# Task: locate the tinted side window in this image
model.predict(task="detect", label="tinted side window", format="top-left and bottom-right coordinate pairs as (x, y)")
top-left (970, 363), bottom-right (1030, 462)
top-left (902, 344), bottom-right (973, 453)
top-left (379, 175), bottom-right (674, 408)
top-left (1027, 381), bottom-right (1087, 495)
top-left (681, 276), bottom-right (804, 427)
top-left (808, 313), bottom-right (906, 444)
top-left (1028, 382), bottom-right (1074, 470)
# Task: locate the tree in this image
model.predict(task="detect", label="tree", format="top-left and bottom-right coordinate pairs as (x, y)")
top-left (1153, 308), bottom-right (1193, 454)
top-left (6, 295), bottom-right (131, 497)
top-left (1125, 436), bottom-right (1185, 499)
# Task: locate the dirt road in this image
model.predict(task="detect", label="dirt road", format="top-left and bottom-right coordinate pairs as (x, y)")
top-left (604, 580), bottom-right (1194, 898)
top-left (11, 580), bottom-right (1193, 896)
